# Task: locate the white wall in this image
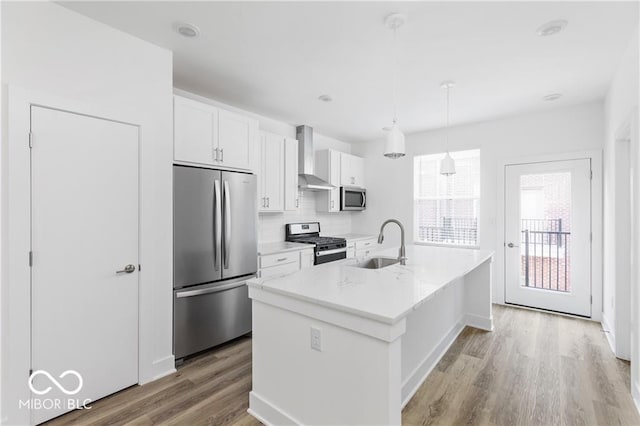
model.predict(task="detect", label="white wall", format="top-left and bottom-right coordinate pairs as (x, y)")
top-left (352, 102), bottom-right (604, 313)
top-left (601, 26), bottom-right (640, 403)
top-left (603, 29), bottom-right (639, 362)
top-left (1, 2), bottom-right (174, 423)
top-left (174, 89), bottom-right (354, 243)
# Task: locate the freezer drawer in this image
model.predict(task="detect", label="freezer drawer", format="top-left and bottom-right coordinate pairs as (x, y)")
top-left (173, 277), bottom-right (252, 360)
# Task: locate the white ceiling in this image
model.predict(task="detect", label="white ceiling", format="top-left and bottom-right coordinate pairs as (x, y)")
top-left (61, 1), bottom-right (638, 142)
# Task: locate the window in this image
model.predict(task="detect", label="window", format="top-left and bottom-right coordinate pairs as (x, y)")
top-left (413, 149), bottom-right (480, 247)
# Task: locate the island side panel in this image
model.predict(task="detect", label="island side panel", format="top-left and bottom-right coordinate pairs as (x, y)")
top-left (463, 258), bottom-right (494, 331)
top-left (400, 277), bottom-right (466, 406)
top-left (249, 299), bottom-right (403, 426)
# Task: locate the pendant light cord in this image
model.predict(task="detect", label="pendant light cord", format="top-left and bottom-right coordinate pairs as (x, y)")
top-left (392, 26), bottom-right (398, 124)
top-left (445, 85), bottom-right (450, 153)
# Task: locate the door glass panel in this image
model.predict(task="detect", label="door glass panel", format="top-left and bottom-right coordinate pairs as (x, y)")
top-left (519, 172), bottom-right (571, 292)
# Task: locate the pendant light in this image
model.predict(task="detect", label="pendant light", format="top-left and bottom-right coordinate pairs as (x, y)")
top-left (440, 81), bottom-right (456, 175)
top-left (383, 13), bottom-right (407, 159)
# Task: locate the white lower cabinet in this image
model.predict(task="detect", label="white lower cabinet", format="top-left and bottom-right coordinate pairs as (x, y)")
top-left (346, 237), bottom-right (378, 258)
top-left (258, 247), bottom-right (315, 278)
top-left (346, 241), bottom-right (356, 259)
top-left (259, 261), bottom-right (300, 278)
top-left (300, 248), bottom-right (315, 269)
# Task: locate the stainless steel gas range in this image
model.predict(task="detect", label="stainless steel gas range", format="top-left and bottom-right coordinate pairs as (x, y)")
top-left (285, 222), bottom-right (347, 265)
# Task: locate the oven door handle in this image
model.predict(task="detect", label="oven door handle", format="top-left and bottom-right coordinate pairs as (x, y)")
top-left (316, 247), bottom-right (347, 256)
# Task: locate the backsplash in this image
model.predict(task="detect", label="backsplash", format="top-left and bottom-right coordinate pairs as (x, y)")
top-left (258, 190), bottom-right (353, 243)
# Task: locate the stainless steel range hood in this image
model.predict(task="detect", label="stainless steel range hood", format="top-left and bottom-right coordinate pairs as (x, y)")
top-left (296, 125), bottom-right (334, 191)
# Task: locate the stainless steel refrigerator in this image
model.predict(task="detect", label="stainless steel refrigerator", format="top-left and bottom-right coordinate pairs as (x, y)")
top-left (173, 165), bottom-right (257, 360)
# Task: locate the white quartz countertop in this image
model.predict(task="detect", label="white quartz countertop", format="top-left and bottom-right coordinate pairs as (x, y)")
top-left (333, 233), bottom-right (377, 242)
top-left (247, 245), bottom-right (493, 324)
top-left (257, 241), bottom-right (312, 256)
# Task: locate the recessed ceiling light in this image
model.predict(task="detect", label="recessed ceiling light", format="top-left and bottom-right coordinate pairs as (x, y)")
top-left (318, 94), bottom-right (333, 102)
top-left (174, 22), bottom-right (200, 38)
top-left (543, 93), bottom-right (562, 101)
top-left (536, 20), bottom-right (568, 37)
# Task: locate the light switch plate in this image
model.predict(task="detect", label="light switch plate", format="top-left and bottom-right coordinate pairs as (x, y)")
top-left (310, 326), bottom-right (322, 351)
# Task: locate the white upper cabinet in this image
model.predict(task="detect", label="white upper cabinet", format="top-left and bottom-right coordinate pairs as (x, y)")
top-left (173, 95), bottom-right (258, 171)
top-left (218, 109), bottom-right (257, 170)
top-left (340, 153), bottom-right (365, 188)
top-left (315, 149), bottom-right (341, 213)
top-left (283, 137), bottom-right (299, 211)
top-left (258, 131), bottom-right (284, 212)
top-left (174, 96), bottom-right (218, 165)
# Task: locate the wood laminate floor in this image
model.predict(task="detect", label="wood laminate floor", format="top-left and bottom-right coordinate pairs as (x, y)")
top-left (47, 305), bottom-right (640, 426)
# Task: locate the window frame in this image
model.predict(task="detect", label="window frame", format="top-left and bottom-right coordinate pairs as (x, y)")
top-left (413, 149), bottom-right (481, 249)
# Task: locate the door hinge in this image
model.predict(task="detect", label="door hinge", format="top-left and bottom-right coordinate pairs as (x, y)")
top-left (138, 264), bottom-right (141, 272)
top-left (29, 368), bottom-right (33, 377)
top-left (28, 132), bottom-right (33, 149)
top-left (591, 295), bottom-right (593, 305)
top-left (28, 251), bottom-right (33, 267)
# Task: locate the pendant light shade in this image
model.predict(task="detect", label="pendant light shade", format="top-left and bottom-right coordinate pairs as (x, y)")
top-left (440, 81), bottom-right (457, 175)
top-left (384, 122), bottom-right (406, 159)
top-left (439, 151), bottom-right (456, 175)
top-left (382, 13), bottom-right (407, 159)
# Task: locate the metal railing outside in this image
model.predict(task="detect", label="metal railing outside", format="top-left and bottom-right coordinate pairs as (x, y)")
top-left (417, 217), bottom-right (478, 246)
top-left (520, 218), bottom-right (570, 292)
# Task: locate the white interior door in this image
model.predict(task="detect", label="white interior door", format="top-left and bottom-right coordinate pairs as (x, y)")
top-left (30, 106), bottom-right (139, 424)
top-left (505, 159), bottom-right (591, 317)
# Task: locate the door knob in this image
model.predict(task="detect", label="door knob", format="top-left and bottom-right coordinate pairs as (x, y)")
top-left (116, 264), bottom-right (136, 274)
top-left (507, 242), bottom-right (518, 248)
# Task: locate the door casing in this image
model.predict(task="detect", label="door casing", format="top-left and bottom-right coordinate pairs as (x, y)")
top-left (495, 150), bottom-right (603, 322)
top-left (1, 87), bottom-right (151, 425)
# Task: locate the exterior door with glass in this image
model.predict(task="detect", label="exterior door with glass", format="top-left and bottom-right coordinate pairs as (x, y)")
top-left (504, 159), bottom-right (591, 317)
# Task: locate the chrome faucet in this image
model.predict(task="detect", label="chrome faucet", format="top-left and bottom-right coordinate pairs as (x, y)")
top-left (377, 219), bottom-right (407, 265)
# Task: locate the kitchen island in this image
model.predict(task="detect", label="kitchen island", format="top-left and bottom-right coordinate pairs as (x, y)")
top-left (246, 244), bottom-right (493, 425)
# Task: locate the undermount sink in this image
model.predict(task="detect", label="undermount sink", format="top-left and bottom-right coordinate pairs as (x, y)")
top-left (352, 256), bottom-right (400, 270)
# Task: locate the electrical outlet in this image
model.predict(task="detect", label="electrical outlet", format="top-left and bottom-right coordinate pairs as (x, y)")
top-left (310, 326), bottom-right (322, 352)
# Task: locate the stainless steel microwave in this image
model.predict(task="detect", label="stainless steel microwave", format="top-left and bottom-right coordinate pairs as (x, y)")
top-left (340, 187), bottom-right (366, 211)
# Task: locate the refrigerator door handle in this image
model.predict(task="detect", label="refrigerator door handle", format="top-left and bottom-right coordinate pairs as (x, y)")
top-left (223, 180), bottom-right (231, 269)
top-left (214, 179), bottom-right (222, 271)
top-left (175, 280), bottom-right (246, 298)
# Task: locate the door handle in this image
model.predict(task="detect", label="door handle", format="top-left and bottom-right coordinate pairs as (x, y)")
top-left (214, 179), bottom-right (222, 271)
top-left (116, 264), bottom-right (136, 274)
top-left (175, 280), bottom-right (246, 298)
top-left (223, 180), bottom-right (231, 269)
top-left (507, 242), bottom-right (519, 248)
top-left (220, 148), bottom-right (224, 162)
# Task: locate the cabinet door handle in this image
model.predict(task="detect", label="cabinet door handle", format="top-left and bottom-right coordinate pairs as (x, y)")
top-left (276, 258), bottom-right (287, 262)
top-left (331, 200), bottom-right (334, 209)
top-left (296, 199), bottom-right (299, 208)
top-left (267, 197), bottom-right (270, 208)
top-left (213, 147), bottom-right (219, 161)
top-left (220, 148), bottom-right (224, 162)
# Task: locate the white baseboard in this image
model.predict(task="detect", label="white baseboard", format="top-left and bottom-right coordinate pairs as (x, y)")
top-left (601, 314), bottom-right (616, 355)
top-left (401, 321), bottom-right (465, 408)
top-left (633, 380), bottom-right (640, 416)
top-left (140, 354), bottom-right (176, 385)
top-left (248, 391), bottom-right (301, 426)
top-left (465, 313), bottom-right (494, 331)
